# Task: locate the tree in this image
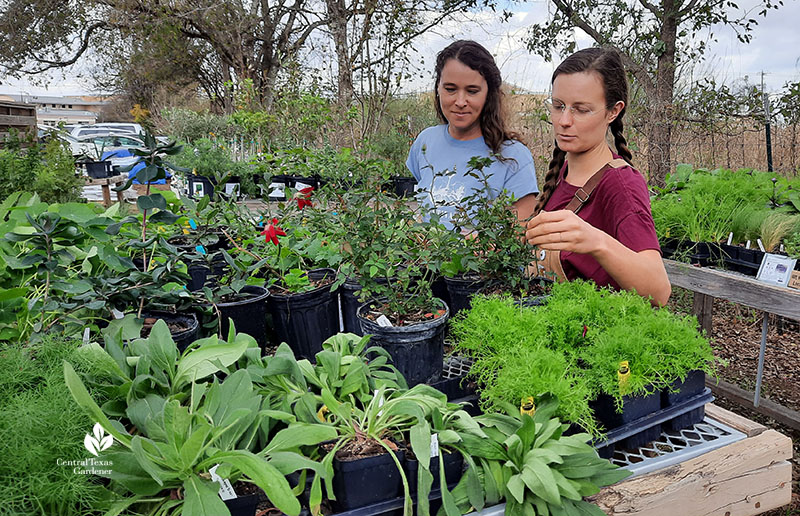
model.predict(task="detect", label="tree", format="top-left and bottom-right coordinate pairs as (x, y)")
top-left (525, 0), bottom-right (782, 186)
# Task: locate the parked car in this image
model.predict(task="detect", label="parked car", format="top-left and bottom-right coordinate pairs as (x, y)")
top-left (68, 123), bottom-right (144, 139)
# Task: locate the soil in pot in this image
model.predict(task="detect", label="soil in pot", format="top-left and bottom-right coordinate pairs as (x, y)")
top-left (323, 438), bottom-right (405, 511)
top-left (267, 269), bottom-right (340, 360)
top-left (215, 285), bottom-right (271, 348)
top-left (357, 299), bottom-right (448, 386)
top-left (139, 311), bottom-right (199, 352)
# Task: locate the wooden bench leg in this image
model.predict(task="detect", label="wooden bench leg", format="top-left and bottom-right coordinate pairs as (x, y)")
top-left (101, 184), bottom-right (111, 207)
top-left (692, 292), bottom-right (713, 336)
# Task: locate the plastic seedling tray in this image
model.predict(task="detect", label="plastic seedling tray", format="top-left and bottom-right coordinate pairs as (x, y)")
top-left (593, 388), bottom-right (713, 458)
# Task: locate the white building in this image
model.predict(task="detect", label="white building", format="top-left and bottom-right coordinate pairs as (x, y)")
top-left (0, 94), bottom-right (108, 126)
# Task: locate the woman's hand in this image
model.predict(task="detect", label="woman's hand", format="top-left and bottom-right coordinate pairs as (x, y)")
top-left (525, 209), bottom-right (606, 255)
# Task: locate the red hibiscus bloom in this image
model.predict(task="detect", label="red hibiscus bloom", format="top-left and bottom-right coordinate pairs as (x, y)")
top-left (260, 218), bottom-right (286, 245)
top-left (299, 186), bottom-right (314, 196)
top-left (297, 197), bottom-right (313, 210)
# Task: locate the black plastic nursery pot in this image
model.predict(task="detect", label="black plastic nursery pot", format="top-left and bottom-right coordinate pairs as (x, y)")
top-left (404, 449), bottom-right (464, 496)
top-left (267, 268), bottom-right (340, 360)
top-left (357, 299), bottom-right (448, 386)
top-left (331, 448), bottom-right (406, 511)
top-left (341, 275), bottom-right (391, 335)
top-left (661, 370), bottom-right (706, 431)
top-left (443, 275), bottom-right (494, 317)
top-left (216, 285), bottom-right (270, 348)
top-left (391, 176), bottom-right (417, 198)
top-left (186, 256), bottom-right (228, 292)
top-left (188, 174), bottom-right (216, 199)
top-left (84, 160), bottom-right (113, 179)
top-left (590, 390), bottom-right (662, 450)
top-left (139, 311), bottom-right (199, 352)
top-left (223, 493), bottom-right (259, 516)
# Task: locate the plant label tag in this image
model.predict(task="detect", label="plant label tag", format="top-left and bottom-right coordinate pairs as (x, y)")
top-left (82, 327), bottom-right (90, 345)
top-left (188, 219), bottom-right (198, 230)
top-left (295, 181), bottom-right (312, 190)
top-left (757, 239), bottom-right (766, 252)
top-left (788, 270), bottom-right (800, 290)
top-left (745, 240), bottom-right (751, 249)
top-left (756, 253), bottom-right (797, 288)
top-left (375, 389), bottom-right (386, 416)
top-left (209, 464), bottom-right (237, 500)
top-left (727, 232), bottom-right (733, 245)
top-left (195, 245), bottom-right (206, 255)
top-left (430, 433), bottom-right (439, 458)
top-left (111, 308), bottom-right (125, 319)
top-left (376, 315), bottom-right (393, 327)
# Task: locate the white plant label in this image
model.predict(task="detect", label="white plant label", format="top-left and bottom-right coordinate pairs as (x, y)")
top-left (745, 240), bottom-right (751, 249)
top-left (430, 433), bottom-right (440, 458)
top-left (727, 232), bottom-right (733, 245)
top-left (111, 308), bottom-right (125, 319)
top-left (209, 465), bottom-right (237, 500)
top-left (756, 253), bottom-right (797, 288)
top-left (374, 389), bottom-right (386, 417)
top-left (295, 181), bottom-right (313, 190)
top-left (757, 239), bottom-right (766, 252)
top-left (376, 315), bottom-right (393, 327)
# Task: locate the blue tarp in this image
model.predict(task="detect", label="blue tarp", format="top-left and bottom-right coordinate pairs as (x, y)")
top-left (102, 149), bottom-right (171, 184)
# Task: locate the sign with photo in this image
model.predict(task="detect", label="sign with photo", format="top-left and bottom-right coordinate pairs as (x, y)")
top-left (756, 253), bottom-right (798, 288)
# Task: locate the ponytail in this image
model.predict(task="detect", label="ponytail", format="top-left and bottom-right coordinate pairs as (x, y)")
top-left (532, 143), bottom-right (566, 216)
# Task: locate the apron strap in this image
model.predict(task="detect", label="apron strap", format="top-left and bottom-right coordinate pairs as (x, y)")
top-left (532, 159), bottom-right (629, 282)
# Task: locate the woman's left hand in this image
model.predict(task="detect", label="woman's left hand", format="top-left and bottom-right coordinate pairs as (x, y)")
top-left (525, 209), bottom-right (606, 255)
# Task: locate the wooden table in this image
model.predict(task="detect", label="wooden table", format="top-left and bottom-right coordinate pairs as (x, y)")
top-left (83, 173), bottom-right (128, 207)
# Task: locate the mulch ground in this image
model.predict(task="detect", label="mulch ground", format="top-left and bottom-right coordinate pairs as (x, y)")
top-left (668, 287), bottom-right (800, 515)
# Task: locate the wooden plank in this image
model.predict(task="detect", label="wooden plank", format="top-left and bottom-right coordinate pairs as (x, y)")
top-left (705, 403), bottom-right (766, 437)
top-left (590, 429), bottom-right (792, 515)
top-left (0, 114), bottom-right (37, 126)
top-left (83, 173), bottom-right (127, 186)
top-left (692, 292), bottom-right (713, 335)
top-left (707, 376), bottom-right (800, 431)
top-left (664, 259), bottom-right (800, 321)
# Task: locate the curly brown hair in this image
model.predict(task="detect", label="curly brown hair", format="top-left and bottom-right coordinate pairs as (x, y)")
top-left (433, 40), bottom-right (521, 156)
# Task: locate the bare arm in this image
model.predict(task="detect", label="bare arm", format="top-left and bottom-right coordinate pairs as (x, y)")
top-left (525, 210), bottom-right (671, 306)
top-left (512, 192), bottom-right (538, 224)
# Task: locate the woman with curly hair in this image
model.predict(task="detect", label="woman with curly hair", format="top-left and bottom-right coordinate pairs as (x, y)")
top-left (525, 47), bottom-right (670, 306)
top-left (406, 40), bottom-right (538, 227)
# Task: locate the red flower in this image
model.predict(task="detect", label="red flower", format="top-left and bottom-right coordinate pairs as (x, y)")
top-left (296, 186), bottom-right (314, 209)
top-left (260, 218), bottom-right (286, 245)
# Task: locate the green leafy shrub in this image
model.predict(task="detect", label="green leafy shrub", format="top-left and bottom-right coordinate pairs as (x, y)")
top-left (452, 281), bottom-right (719, 436)
top-left (0, 139), bottom-right (82, 204)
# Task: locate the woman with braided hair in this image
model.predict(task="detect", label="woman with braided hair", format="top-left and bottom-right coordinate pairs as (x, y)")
top-left (406, 40), bottom-right (539, 228)
top-left (525, 47), bottom-right (670, 306)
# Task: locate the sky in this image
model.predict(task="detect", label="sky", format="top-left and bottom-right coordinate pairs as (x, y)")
top-left (1, 0), bottom-right (798, 98)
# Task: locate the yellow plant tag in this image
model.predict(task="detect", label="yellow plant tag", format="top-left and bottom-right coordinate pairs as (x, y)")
top-left (618, 360), bottom-right (631, 393)
top-left (520, 396), bottom-right (536, 417)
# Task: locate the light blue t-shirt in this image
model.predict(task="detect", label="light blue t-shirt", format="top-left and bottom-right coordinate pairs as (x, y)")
top-left (406, 125), bottom-right (538, 227)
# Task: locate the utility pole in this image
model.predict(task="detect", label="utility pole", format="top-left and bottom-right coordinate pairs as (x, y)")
top-left (762, 72), bottom-right (774, 172)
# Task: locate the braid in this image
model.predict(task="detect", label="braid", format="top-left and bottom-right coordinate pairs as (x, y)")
top-left (610, 116), bottom-right (633, 165)
top-left (532, 143), bottom-right (566, 216)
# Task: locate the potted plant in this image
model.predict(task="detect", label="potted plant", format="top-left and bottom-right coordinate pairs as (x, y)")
top-left (63, 322), bottom-right (335, 516)
top-left (447, 394), bottom-right (631, 516)
top-left (436, 157), bottom-right (548, 315)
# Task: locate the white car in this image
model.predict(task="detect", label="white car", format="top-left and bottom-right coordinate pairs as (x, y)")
top-left (68, 123), bottom-right (144, 139)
